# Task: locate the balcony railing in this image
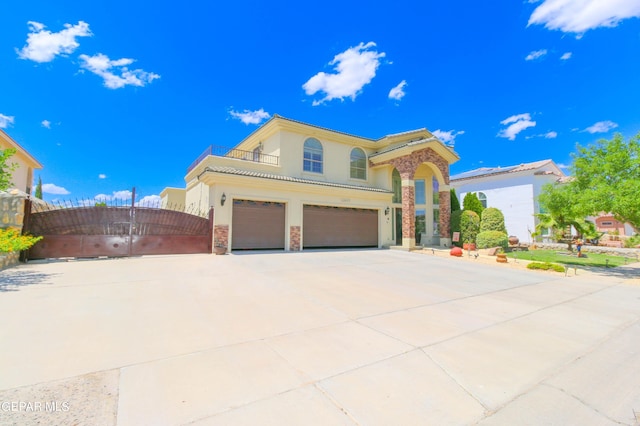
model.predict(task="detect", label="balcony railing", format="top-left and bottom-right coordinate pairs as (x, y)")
top-left (187, 145), bottom-right (279, 173)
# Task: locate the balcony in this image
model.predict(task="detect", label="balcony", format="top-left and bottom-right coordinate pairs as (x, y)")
top-left (187, 145), bottom-right (279, 173)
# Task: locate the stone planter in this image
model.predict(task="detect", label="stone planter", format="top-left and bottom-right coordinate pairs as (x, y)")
top-left (496, 253), bottom-right (508, 263)
top-left (214, 246), bottom-right (227, 255)
top-left (508, 235), bottom-right (519, 246)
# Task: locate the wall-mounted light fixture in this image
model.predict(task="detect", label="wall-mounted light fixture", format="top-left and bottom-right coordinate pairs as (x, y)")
top-left (384, 207), bottom-right (390, 216)
top-left (221, 193), bottom-right (227, 206)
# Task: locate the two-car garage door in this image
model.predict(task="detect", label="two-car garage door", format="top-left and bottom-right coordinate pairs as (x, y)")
top-left (232, 200), bottom-right (378, 250)
top-left (303, 205), bottom-right (378, 248)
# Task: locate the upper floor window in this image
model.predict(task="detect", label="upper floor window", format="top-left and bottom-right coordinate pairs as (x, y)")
top-left (350, 148), bottom-right (367, 180)
top-left (478, 192), bottom-right (487, 208)
top-left (415, 179), bottom-right (426, 204)
top-left (303, 138), bottom-right (323, 173)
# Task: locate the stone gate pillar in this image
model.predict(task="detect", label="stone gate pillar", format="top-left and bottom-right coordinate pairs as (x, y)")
top-left (401, 177), bottom-right (415, 249)
top-left (439, 189), bottom-right (451, 247)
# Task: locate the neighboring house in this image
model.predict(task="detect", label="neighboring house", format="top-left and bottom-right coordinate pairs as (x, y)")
top-left (593, 215), bottom-right (635, 237)
top-left (450, 160), bottom-right (565, 243)
top-left (0, 129), bottom-right (43, 195)
top-left (162, 115), bottom-right (459, 252)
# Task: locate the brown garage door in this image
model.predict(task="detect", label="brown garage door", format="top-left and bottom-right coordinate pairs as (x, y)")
top-left (303, 205), bottom-right (378, 248)
top-left (232, 200), bottom-right (285, 250)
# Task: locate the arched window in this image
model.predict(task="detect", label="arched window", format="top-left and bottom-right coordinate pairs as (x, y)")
top-left (350, 148), bottom-right (367, 179)
top-left (303, 138), bottom-right (323, 173)
top-left (392, 169), bottom-right (401, 203)
top-left (478, 192), bottom-right (487, 208)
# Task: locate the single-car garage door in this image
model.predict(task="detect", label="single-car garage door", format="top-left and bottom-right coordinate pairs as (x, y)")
top-left (232, 200), bottom-right (285, 250)
top-left (303, 205), bottom-right (378, 248)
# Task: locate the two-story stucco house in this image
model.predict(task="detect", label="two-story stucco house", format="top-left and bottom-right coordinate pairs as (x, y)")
top-left (162, 115), bottom-right (459, 252)
top-left (450, 159), bottom-right (565, 243)
top-left (0, 129), bottom-right (43, 195)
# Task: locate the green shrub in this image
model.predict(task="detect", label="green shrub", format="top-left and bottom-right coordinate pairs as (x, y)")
top-left (476, 230), bottom-right (508, 249)
top-left (623, 235), bottom-right (640, 248)
top-left (462, 192), bottom-right (484, 217)
top-left (480, 207), bottom-right (507, 233)
top-left (0, 228), bottom-right (43, 253)
top-left (526, 262), bottom-right (565, 272)
top-left (450, 210), bottom-right (463, 247)
top-left (450, 189), bottom-right (461, 212)
top-left (460, 210), bottom-right (480, 244)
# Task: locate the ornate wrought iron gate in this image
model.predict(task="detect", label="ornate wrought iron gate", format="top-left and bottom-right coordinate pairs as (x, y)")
top-left (23, 192), bottom-right (213, 260)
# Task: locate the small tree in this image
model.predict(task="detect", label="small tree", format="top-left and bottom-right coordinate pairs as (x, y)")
top-left (0, 148), bottom-right (18, 191)
top-left (450, 188), bottom-right (461, 212)
top-left (463, 192), bottom-right (484, 217)
top-left (35, 176), bottom-right (43, 199)
top-left (460, 210), bottom-right (480, 245)
top-left (480, 207), bottom-right (507, 233)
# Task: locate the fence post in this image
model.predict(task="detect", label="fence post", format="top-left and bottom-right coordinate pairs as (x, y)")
top-left (128, 187), bottom-right (136, 257)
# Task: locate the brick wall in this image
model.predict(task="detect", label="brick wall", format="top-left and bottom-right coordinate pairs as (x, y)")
top-left (290, 226), bottom-right (301, 251)
top-left (214, 225), bottom-right (229, 250)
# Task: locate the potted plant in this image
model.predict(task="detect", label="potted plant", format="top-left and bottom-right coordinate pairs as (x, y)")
top-left (460, 210), bottom-right (480, 251)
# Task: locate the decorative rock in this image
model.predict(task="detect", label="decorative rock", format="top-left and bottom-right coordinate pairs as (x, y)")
top-left (450, 247), bottom-right (463, 257)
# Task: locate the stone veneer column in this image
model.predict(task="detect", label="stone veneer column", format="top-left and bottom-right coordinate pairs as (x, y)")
top-left (401, 180), bottom-right (415, 249)
top-left (290, 226), bottom-right (301, 251)
top-left (438, 190), bottom-right (451, 247)
top-left (213, 225), bottom-right (229, 251)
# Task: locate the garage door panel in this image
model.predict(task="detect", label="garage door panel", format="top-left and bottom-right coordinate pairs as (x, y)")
top-left (303, 205), bottom-right (378, 248)
top-left (232, 200), bottom-right (285, 250)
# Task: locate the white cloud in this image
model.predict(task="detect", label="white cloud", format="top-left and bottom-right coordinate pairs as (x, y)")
top-left (137, 195), bottom-right (161, 206)
top-left (41, 119), bottom-right (51, 129)
top-left (0, 114), bottom-right (15, 129)
top-left (560, 52), bottom-right (572, 60)
top-left (584, 120), bottom-right (618, 133)
top-left (94, 190), bottom-right (133, 201)
top-left (544, 131), bottom-right (558, 138)
top-left (388, 80), bottom-right (407, 101)
top-left (98, 174), bottom-right (107, 179)
top-left (17, 21), bottom-right (91, 63)
top-left (525, 49), bottom-right (548, 61)
top-left (79, 53), bottom-right (160, 89)
top-left (557, 163), bottom-right (570, 170)
top-left (303, 42), bottom-right (385, 106)
top-left (432, 129), bottom-right (465, 145)
top-left (528, 0), bottom-right (640, 34)
top-left (42, 183), bottom-right (70, 195)
top-left (498, 113), bottom-right (537, 140)
top-left (229, 108), bottom-right (271, 125)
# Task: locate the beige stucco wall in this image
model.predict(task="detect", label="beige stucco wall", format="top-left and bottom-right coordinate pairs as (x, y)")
top-left (160, 187), bottom-right (186, 207)
top-left (0, 140), bottom-right (35, 194)
top-left (205, 175), bottom-right (393, 251)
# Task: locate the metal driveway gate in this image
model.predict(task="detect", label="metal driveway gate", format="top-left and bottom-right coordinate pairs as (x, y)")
top-left (23, 196), bottom-right (213, 260)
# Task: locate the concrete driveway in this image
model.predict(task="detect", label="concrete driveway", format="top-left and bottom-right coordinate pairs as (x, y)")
top-left (0, 249), bottom-right (639, 425)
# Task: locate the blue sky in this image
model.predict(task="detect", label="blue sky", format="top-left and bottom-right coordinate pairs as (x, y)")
top-left (1, 0), bottom-right (639, 203)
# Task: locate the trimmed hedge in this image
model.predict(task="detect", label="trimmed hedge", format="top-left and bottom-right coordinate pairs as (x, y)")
top-left (476, 230), bottom-right (508, 249)
top-left (480, 207), bottom-right (507, 233)
top-left (526, 262), bottom-right (565, 272)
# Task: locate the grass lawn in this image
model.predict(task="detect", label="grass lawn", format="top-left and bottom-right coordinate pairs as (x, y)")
top-left (505, 249), bottom-right (632, 268)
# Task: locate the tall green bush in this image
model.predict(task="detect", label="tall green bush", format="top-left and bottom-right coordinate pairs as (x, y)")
top-left (450, 189), bottom-right (461, 212)
top-left (450, 210), bottom-right (463, 247)
top-left (462, 192), bottom-right (484, 217)
top-left (480, 207), bottom-right (507, 233)
top-left (460, 210), bottom-right (480, 244)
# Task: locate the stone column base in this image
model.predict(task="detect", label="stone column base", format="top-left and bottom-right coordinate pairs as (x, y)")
top-left (402, 238), bottom-right (416, 249)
